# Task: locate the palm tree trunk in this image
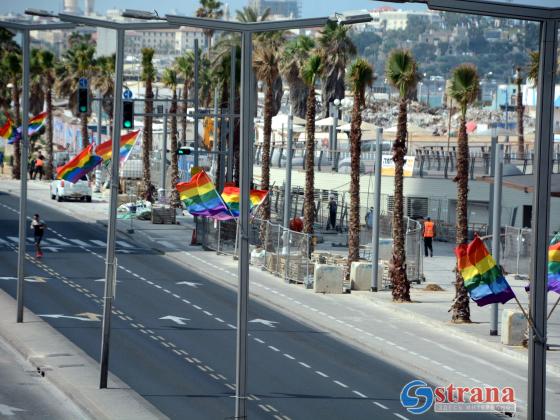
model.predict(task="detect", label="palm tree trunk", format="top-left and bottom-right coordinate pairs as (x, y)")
top-left (516, 84), bottom-right (524, 155)
top-left (181, 81), bottom-right (188, 145)
top-left (259, 79), bottom-right (274, 247)
top-left (288, 79), bottom-right (309, 120)
top-left (142, 77), bottom-right (153, 201)
top-left (347, 90), bottom-right (362, 272)
top-left (45, 87), bottom-right (54, 180)
top-left (390, 97), bottom-right (411, 302)
top-left (303, 87), bottom-right (316, 239)
top-left (169, 91), bottom-right (181, 208)
top-left (12, 81), bottom-right (21, 180)
top-left (80, 113), bottom-right (89, 148)
top-left (451, 115), bottom-right (471, 322)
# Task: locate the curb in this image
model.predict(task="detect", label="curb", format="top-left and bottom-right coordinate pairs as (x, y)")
top-left (0, 290), bottom-right (168, 420)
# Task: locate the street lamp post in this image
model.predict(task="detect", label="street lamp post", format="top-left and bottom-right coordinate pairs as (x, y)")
top-left (331, 99), bottom-right (340, 172)
top-left (1, 18), bottom-right (75, 323)
top-left (283, 104), bottom-right (294, 228)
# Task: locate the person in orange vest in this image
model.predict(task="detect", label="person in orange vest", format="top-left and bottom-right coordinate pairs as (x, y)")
top-left (423, 217), bottom-right (435, 257)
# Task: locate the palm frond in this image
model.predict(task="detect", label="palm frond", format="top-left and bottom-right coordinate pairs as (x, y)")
top-left (385, 49), bottom-right (420, 99)
top-left (448, 63), bottom-right (480, 117)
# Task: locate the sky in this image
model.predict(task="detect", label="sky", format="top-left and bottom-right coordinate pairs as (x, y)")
top-left (0, 0), bottom-right (425, 19)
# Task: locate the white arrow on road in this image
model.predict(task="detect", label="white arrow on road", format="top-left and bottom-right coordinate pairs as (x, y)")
top-left (159, 315), bottom-right (190, 325)
top-left (39, 314), bottom-right (101, 322)
top-left (0, 403), bottom-right (25, 416)
top-left (249, 319), bottom-right (279, 328)
top-left (0, 276), bottom-right (48, 283)
top-left (176, 281), bottom-right (202, 288)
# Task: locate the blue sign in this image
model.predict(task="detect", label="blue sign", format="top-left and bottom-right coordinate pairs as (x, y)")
top-left (123, 89), bottom-right (133, 100)
top-left (78, 77), bottom-right (88, 88)
top-left (400, 380), bottom-right (434, 415)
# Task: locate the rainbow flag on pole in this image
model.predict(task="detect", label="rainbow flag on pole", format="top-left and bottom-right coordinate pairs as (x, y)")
top-left (548, 233), bottom-right (560, 294)
top-left (28, 111), bottom-right (47, 136)
top-left (177, 170), bottom-right (234, 220)
top-left (56, 144), bottom-right (103, 183)
top-left (455, 236), bottom-right (515, 306)
top-left (0, 114), bottom-right (18, 144)
top-left (221, 186), bottom-right (268, 217)
top-left (95, 130), bottom-right (140, 164)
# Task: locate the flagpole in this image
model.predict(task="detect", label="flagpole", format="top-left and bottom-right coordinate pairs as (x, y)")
top-left (548, 295), bottom-right (560, 320)
top-left (512, 295), bottom-right (545, 344)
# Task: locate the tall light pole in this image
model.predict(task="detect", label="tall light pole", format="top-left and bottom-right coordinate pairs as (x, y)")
top-left (2, 17), bottom-right (75, 323)
top-left (283, 104), bottom-right (294, 228)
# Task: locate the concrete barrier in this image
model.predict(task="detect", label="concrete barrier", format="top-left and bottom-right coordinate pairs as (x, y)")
top-left (501, 309), bottom-right (527, 346)
top-left (313, 264), bottom-right (343, 294)
top-left (350, 262), bottom-right (385, 291)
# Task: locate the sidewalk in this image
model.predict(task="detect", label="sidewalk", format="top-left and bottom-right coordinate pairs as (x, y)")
top-left (3, 178), bottom-right (559, 374)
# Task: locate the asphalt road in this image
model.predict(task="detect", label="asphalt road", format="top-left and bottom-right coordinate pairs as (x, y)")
top-left (0, 191), bottom-right (500, 420)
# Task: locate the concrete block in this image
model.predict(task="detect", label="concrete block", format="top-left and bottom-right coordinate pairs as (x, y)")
top-left (313, 264), bottom-right (344, 294)
top-left (350, 262), bottom-right (385, 291)
top-left (501, 309), bottom-right (527, 346)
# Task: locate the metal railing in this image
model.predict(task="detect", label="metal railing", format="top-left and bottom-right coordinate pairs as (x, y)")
top-left (482, 226), bottom-right (532, 279)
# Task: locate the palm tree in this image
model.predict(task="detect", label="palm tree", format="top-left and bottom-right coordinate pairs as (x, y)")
top-left (448, 63), bottom-right (480, 323)
top-left (347, 58), bottom-right (374, 271)
top-left (385, 49), bottom-right (420, 303)
top-left (301, 54), bottom-right (322, 241)
top-left (92, 55), bottom-right (115, 139)
top-left (527, 50), bottom-right (540, 87)
top-left (318, 21), bottom-right (356, 117)
top-left (4, 51), bottom-right (21, 179)
top-left (254, 44), bottom-right (282, 226)
top-left (514, 66), bottom-right (525, 155)
top-left (29, 49), bottom-right (45, 116)
top-left (56, 42), bottom-right (96, 148)
top-left (141, 48), bottom-right (156, 201)
top-left (162, 68), bottom-right (181, 208)
top-left (196, 0), bottom-right (223, 49)
top-left (38, 50), bottom-right (57, 180)
top-left (280, 35), bottom-right (315, 119)
top-left (174, 52), bottom-right (195, 146)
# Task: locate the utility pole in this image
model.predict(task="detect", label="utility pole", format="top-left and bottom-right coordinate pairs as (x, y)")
top-left (283, 105), bottom-right (294, 228)
top-left (371, 128), bottom-right (383, 292)
top-left (227, 45), bottom-right (236, 182)
top-left (490, 143), bottom-right (503, 336)
top-left (193, 39), bottom-right (200, 168)
top-left (161, 107), bottom-right (168, 191)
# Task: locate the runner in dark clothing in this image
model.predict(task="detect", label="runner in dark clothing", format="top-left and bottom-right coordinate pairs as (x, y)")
top-left (30, 213), bottom-right (46, 258)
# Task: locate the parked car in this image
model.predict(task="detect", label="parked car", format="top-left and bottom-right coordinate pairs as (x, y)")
top-left (50, 175), bottom-right (92, 202)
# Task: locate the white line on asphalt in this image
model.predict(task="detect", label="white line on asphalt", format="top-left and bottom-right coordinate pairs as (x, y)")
top-left (172, 294), bottom-right (180, 299)
top-left (227, 324), bottom-right (236, 329)
top-left (161, 342), bottom-right (170, 348)
top-left (226, 384), bottom-right (236, 391)
top-left (150, 335), bottom-right (158, 341)
top-left (254, 338), bottom-right (265, 344)
top-left (385, 340), bottom-right (396, 346)
top-left (396, 346), bottom-right (407, 351)
top-left (333, 380), bottom-right (348, 388)
top-left (283, 353), bottom-right (295, 360)
top-left (163, 289), bottom-right (171, 293)
top-left (298, 362), bottom-right (311, 368)
top-left (182, 299), bottom-right (190, 304)
top-left (192, 357), bottom-right (201, 363)
top-left (132, 273), bottom-right (140, 278)
top-left (217, 374), bottom-right (227, 380)
top-left (258, 404), bottom-right (270, 412)
top-left (469, 377), bottom-right (482, 384)
top-left (210, 373), bottom-right (220, 380)
top-left (154, 284), bottom-right (161, 288)
top-left (90, 240), bottom-right (106, 247)
top-left (353, 390), bottom-right (367, 398)
top-left (173, 349), bottom-right (182, 355)
top-left (44, 238), bottom-right (68, 246)
top-left (268, 346), bottom-right (280, 352)
top-left (157, 336), bottom-right (165, 341)
top-left (193, 305), bottom-right (202, 310)
top-left (266, 405), bottom-right (277, 412)
top-left (180, 350), bottom-right (189, 355)
top-left (203, 311), bottom-right (213, 316)
top-left (185, 357), bottom-right (193, 363)
top-left (214, 317), bottom-right (224, 323)
top-left (315, 371), bottom-right (328, 378)
top-left (373, 402), bottom-right (388, 410)
top-left (204, 365), bottom-right (214, 372)
top-left (69, 239), bottom-right (89, 247)
top-left (198, 365), bottom-right (207, 372)
top-left (116, 240), bottom-right (133, 248)
top-left (393, 413), bottom-right (409, 420)
top-left (147, 329), bottom-right (154, 334)
top-left (443, 365), bottom-right (455, 371)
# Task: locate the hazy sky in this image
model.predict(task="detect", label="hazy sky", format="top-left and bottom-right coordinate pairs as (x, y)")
top-left (1, 0), bottom-right (425, 19)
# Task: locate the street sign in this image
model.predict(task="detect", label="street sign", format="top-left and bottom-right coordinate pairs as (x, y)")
top-left (123, 89), bottom-right (133, 100)
top-left (78, 77), bottom-right (88, 88)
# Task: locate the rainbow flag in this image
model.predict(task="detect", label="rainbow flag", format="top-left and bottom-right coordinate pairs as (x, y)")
top-left (56, 144), bottom-right (103, 183)
top-left (221, 186), bottom-right (268, 217)
top-left (177, 170), bottom-right (233, 220)
top-left (0, 114), bottom-right (18, 144)
top-left (548, 233), bottom-right (560, 294)
top-left (455, 236), bottom-right (515, 306)
top-left (95, 131), bottom-right (140, 164)
top-left (28, 111), bottom-right (47, 136)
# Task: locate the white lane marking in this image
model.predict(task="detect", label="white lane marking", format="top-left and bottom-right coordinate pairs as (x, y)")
top-left (226, 384), bottom-right (236, 391)
top-left (90, 240), bottom-right (106, 247)
top-left (299, 362), bottom-right (310, 368)
top-left (116, 240), bottom-right (134, 248)
top-left (353, 390), bottom-right (367, 398)
top-left (315, 371), bottom-right (328, 378)
top-left (172, 294), bottom-right (180, 299)
top-left (214, 317), bottom-right (224, 323)
top-left (393, 413), bottom-right (409, 420)
top-left (258, 404), bottom-right (270, 412)
top-left (69, 239), bottom-right (89, 247)
top-left (374, 402), bottom-right (388, 410)
top-left (193, 305), bottom-right (202, 310)
top-left (254, 338), bottom-right (265, 344)
top-left (268, 346), bottom-right (280, 352)
top-left (154, 284), bottom-right (162, 289)
top-left (333, 380), bottom-right (348, 389)
top-left (44, 238), bottom-right (68, 246)
top-left (283, 353), bottom-right (295, 360)
top-left (203, 310), bottom-right (213, 316)
top-left (227, 324), bottom-right (236, 329)
top-left (182, 299), bottom-right (190, 304)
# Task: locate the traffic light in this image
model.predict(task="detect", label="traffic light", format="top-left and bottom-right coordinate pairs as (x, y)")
top-left (177, 147), bottom-right (192, 155)
top-left (77, 87), bottom-right (88, 114)
top-left (123, 100), bottom-right (134, 129)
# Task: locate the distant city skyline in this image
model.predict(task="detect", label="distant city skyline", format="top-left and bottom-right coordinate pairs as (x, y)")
top-left (0, 0), bottom-right (425, 19)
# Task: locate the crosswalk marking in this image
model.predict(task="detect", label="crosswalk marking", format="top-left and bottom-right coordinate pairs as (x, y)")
top-left (0, 238), bottom-right (9, 246)
top-left (116, 240), bottom-right (134, 248)
top-left (7, 236), bottom-right (19, 243)
top-left (45, 238), bottom-right (69, 246)
top-left (90, 240), bottom-right (106, 247)
top-left (69, 239), bottom-right (90, 247)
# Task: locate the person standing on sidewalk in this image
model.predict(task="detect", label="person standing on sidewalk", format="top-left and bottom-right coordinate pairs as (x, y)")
top-left (30, 214), bottom-right (46, 258)
top-left (326, 196), bottom-right (338, 230)
top-left (423, 217), bottom-right (435, 257)
top-left (34, 154), bottom-right (45, 180)
top-left (0, 150), bottom-right (4, 174)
